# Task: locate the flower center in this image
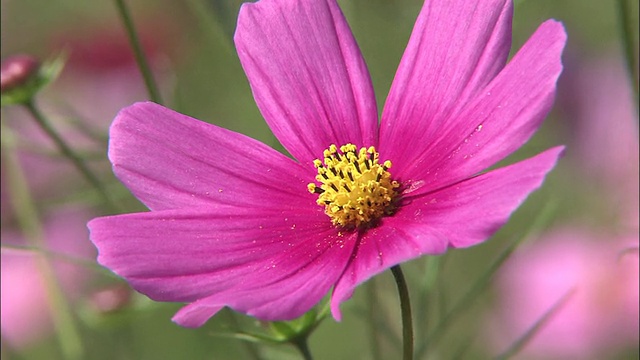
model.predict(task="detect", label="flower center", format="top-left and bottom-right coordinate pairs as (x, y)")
top-left (308, 143), bottom-right (399, 229)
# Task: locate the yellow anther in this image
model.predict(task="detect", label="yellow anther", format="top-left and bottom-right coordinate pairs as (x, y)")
top-left (308, 143), bottom-right (399, 229)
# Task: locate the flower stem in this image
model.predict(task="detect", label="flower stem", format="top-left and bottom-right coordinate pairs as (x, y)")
top-left (391, 265), bottom-right (414, 360)
top-left (1, 121), bottom-right (84, 360)
top-left (617, 0), bottom-right (639, 111)
top-left (291, 336), bottom-right (313, 360)
top-left (183, 0), bottom-right (235, 53)
top-left (113, 0), bottom-right (163, 105)
top-left (23, 101), bottom-right (120, 213)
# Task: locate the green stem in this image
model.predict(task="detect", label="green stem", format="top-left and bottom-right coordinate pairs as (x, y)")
top-left (391, 265), bottom-right (414, 360)
top-left (184, 0), bottom-right (235, 53)
top-left (113, 0), bottom-right (163, 104)
top-left (617, 0), bottom-right (639, 111)
top-left (23, 100), bottom-right (119, 213)
top-left (292, 336), bottom-right (313, 360)
top-left (1, 121), bottom-right (84, 360)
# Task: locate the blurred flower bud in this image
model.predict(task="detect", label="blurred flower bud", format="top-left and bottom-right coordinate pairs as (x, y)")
top-left (1, 53), bottom-right (65, 107)
top-left (0, 54), bottom-right (40, 93)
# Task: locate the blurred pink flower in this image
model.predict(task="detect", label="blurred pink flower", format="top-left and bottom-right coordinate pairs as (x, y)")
top-left (564, 55), bottom-right (638, 181)
top-left (1, 207), bottom-right (95, 349)
top-left (89, 0), bottom-right (566, 327)
top-left (48, 19), bottom-right (176, 127)
top-left (490, 52), bottom-right (639, 359)
top-left (561, 54), bottom-right (639, 228)
top-left (492, 230), bottom-right (639, 359)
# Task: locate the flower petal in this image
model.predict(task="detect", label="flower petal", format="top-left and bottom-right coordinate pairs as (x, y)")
top-left (380, 0), bottom-right (513, 168)
top-left (235, 0), bottom-right (378, 165)
top-left (404, 146), bottom-right (564, 248)
top-left (389, 20), bottom-right (566, 191)
top-left (171, 301), bottom-right (222, 328)
top-left (330, 220), bottom-right (449, 320)
top-left (331, 146), bottom-right (564, 317)
top-left (109, 102), bottom-right (314, 211)
top-left (88, 206), bottom-right (356, 327)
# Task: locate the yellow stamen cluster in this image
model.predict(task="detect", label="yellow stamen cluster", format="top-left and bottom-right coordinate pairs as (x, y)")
top-left (308, 144), bottom-right (399, 229)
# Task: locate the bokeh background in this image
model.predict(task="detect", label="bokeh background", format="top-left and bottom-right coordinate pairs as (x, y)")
top-left (1, 0), bottom-right (638, 359)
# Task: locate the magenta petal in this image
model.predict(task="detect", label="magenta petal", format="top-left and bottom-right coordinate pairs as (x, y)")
top-left (109, 102), bottom-right (315, 211)
top-left (330, 220), bottom-right (449, 320)
top-left (235, 0), bottom-right (378, 165)
top-left (331, 146), bottom-right (564, 317)
top-left (88, 207), bottom-right (355, 326)
top-left (171, 299), bottom-right (223, 328)
top-left (172, 227), bottom-right (357, 327)
top-left (389, 20), bottom-right (566, 189)
top-left (403, 146), bottom-right (564, 248)
top-left (380, 0), bottom-right (513, 168)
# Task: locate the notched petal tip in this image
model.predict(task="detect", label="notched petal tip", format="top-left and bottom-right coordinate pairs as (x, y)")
top-left (111, 100), bottom-right (158, 122)
top-left (551, 144), bottom-right (567, 158)
top-left (542, 18), bottom-right (567, 34)
top-left (536, 19), bottom-right (568, 55)
top-left (171, 301), bottom-right (224, 328)
top-left (330, 297), bottom-right (344, 322)
top-left (538, 145), bottom-right (566, 168)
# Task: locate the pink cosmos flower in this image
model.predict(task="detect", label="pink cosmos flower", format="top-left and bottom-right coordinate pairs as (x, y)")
top-left (561, 53), bottom-right (639, 229)
top-left (88, 0), bottom-right (566, 327)
top-left (490, 230), bottom-right (639, 359)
